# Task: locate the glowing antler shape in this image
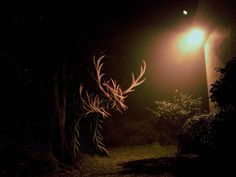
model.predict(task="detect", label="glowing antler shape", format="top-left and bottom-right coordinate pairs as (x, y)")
top-left (80, 55), bottom-right (146, 118)
top-left (123, 60), bottom-right (146, 94)
top-left (79, 84), bottom-right (110, 118)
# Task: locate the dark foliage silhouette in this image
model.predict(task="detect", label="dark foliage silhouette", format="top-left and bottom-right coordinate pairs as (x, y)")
top-left (210, 58), bottom-right (236, 156)
top-left (210, 58), bottom-right (236, 111)
top-left (177, 58), bottom-right (236, 174)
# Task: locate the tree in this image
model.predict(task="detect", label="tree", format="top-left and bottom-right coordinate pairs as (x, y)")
top-left (210, 58), bottom-right (236, 112)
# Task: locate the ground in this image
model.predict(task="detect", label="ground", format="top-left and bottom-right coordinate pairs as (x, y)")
top-left (1, 140), bottom-right (224, 176)
top-left (80, 143), bottom-right (177, 177)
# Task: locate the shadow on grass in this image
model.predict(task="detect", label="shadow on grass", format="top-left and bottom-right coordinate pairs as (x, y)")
top-left (118, 154), bottom-right (203, 177)
top-left (118, 154), bottom-right (235, 177)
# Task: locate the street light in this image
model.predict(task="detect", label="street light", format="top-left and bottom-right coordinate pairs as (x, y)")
top-left (178, 27), bottom-right (206, 53)
top-left (177, 26), bottom-right (209, 111)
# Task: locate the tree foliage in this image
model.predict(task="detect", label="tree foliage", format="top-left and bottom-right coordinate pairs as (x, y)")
top-left (210, 58), bottom-right (236, 111)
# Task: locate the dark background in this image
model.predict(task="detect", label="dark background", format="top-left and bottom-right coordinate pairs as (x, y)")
top-left (1, 0), bottom-right (213, 147)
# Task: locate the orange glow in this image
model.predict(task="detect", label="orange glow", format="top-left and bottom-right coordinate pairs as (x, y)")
top-left (178, 28), bottom-right (205, 53)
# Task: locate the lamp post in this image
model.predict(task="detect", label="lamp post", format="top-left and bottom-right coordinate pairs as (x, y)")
top-left (178, 27), bottom-right (209, 111)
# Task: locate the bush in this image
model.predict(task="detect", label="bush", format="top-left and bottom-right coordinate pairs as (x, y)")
top-left (178, 113), bottom-right (216, 155)
top-left (147, 90), bottom-right (202, 144)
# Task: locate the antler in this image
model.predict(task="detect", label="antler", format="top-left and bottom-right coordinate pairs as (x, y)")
top-left (93, 56), bottom-right (127, 111)
top-left (80, 56), bottom-right (146, 118)
top-left (123, 60), bottom-right (146, 94)
top-left (93, 56), bottom-right (146, 111)
top-left (93, 56), bottom-right (112, 101)
top-left (79, 84), bottom-right (110, 118)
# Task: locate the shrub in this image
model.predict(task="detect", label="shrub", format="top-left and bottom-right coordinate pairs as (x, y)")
top-left (178, 113), bottom-right (216, 155)
top-left (178, 111), bottom-right (235, 157)
top-left (147, 90), bottom-right (202, 144)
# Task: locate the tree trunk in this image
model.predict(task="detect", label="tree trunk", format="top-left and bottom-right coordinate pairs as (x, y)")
top-left (53, 71), bottom-right (72, 163)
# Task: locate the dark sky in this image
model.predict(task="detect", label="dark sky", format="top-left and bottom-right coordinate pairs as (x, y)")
top-left (1, 2), bottom-right (198, 70)
top-left (1, 0), bottom-right (199, 59)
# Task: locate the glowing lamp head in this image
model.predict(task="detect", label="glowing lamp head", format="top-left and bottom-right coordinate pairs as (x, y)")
top-left (178, 28), bottom-right (205, 53)
top-left (187, 28), bottom-right (205, 47)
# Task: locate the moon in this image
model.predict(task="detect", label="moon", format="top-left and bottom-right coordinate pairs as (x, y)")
top-left (183, 10), bottom-right (188, 15)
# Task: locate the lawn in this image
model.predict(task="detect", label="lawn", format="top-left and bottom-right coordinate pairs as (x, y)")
top-left (80, 143), bottom-right (177, 177)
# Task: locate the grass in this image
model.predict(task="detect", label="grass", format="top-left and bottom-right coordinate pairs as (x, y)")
top-left (80, 143), bottom-right (177, 177)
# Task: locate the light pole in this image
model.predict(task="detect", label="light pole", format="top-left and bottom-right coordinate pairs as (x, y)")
top-left (178, 27), bottom-right (209, 111)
